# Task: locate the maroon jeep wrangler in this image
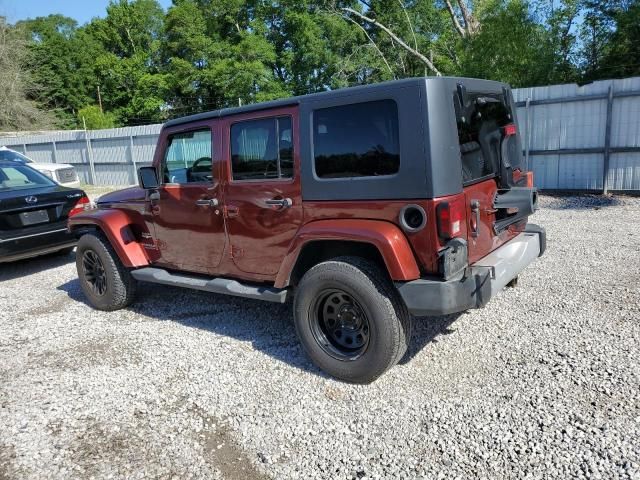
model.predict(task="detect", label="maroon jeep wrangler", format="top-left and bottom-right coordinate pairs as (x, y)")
top-left (70, 77), bottom-right (545, 383)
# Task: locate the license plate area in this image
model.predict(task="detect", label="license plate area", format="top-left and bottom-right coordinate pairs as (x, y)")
top-left (20, 209), bottom-right (50, 226)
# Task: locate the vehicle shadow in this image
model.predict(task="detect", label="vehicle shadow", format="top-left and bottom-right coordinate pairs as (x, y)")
top-left (0, 251), bottom-right (75, 282)
top-left (400, 313), bottom-right (461, 364)
top-left (57, 278), bottom-right (461, 379)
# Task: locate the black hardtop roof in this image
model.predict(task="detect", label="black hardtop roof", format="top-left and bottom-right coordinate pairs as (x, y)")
top-left (164, 76), bottom-right (510, 128)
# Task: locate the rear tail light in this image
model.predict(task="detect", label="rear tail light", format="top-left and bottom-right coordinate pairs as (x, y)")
top-left (69, 195), bottom-right (91, 217)
top-left (436, 198), bottom-right (465, 240)
top-left (525, 171), bottom-right (534, 188)
top-left (503, 124), bottom-right (517, 136)
top-left (512, 169), bottom-right (535, 188)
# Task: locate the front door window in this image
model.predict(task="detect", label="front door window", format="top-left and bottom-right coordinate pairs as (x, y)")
top-left (162, 129), bottom-right (213, 184)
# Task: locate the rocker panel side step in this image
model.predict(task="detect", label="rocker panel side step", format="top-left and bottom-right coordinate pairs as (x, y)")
top-left (130, 267), bottom-right (288, 303)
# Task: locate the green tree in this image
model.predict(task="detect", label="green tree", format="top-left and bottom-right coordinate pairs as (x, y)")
top-left (596, 0), bottom-right (640, 79)
top-left (17, 15), bottom-right (103, 127)
top-left (9, 0), bottom-right (637, 132)
top-left (0, 18), bottom-right (54, 130)
top-left (162, 0), bottom-right (288, 115)
top-left (87, 0), bottom-right (167, 125)
top-left (78, 105), bottom-right (117, 129)
top-left (460, 0), bottom-right (556, 87)
top-left (543, 0), bottom-right (582, 83)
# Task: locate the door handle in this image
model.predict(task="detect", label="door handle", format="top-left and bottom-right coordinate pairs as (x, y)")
top-left (470, 200), bottom-right (480, 238)
top-left (265, 198), bottom-right (293, 209)
top-left (195, 198), bottom-right (219, 207)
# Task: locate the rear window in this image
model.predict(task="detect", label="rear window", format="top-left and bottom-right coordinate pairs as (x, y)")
top-left (313, 100), bottom-right (400, 179)
top-left (0, 150), bottom-right (32, 163)
top-left (455, 92), bottom-right (515, 184)
top-left (0, 164), bottom-right (56, 190)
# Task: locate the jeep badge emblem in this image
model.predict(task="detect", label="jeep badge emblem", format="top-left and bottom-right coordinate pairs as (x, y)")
top-left (25, 196), bottom-right (38, 204)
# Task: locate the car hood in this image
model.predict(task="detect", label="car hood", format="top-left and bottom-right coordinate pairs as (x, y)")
top-left (97, 186), bottom-right (146, 205)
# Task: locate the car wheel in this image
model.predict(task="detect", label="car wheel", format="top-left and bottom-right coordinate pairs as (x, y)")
top-left (293, 256), bottom-right (412, 384)
top-left (76, 232), bottom-right (137, 311)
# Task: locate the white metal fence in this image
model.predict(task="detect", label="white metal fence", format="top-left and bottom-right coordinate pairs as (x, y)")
top-left (2, 77), bottom-right (640, 192)
top-left (1, 125), bottom-right (161, 186)
top-left (514, 76), bottom-right (640, 193)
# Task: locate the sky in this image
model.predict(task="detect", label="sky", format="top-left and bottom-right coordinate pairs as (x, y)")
top-left (1, 0), bottom-right (173, 25)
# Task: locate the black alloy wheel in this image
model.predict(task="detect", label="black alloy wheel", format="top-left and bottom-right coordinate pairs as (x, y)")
top-left (82, 249), bottom-right (107, 296)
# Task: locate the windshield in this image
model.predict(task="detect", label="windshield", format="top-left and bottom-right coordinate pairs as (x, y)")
top-left (0, 163), bottom-right (56, 190)
top-left (0, 149), bottom-right (33, 163)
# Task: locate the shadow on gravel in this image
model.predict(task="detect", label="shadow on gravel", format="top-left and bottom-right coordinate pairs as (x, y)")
top-left (540, 194), bottom-right (623, 210)
top-left (57, 277), bottom-right (462, 379)
top-left (0, 250), bottom-right (75, 282)
top-left (400, 313), bottom-right (461, 364)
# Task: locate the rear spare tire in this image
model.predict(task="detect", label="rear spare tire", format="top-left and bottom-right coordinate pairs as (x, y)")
top-left (76, 232), bottom-right (137, 311)
top-left (293, 256), bottom-right (412, 384)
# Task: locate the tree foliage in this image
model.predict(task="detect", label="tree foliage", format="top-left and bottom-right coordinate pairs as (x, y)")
top-left (78, 105), bottom-right (117, 129)
top-left (0, 18), bottom-right (54, 130)
top-left (3, 0), bottom-right (638, 130)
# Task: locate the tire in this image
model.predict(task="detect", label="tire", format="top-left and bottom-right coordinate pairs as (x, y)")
top-left (293, 256), bottom-right (412, 384)
top-left (75, 232), bottom-right (137, 311)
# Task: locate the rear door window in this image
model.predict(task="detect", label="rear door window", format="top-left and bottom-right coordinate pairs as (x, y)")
top-left (455, 93), bottom-right (515, 184)
top-left (0, 150), bottom-right (32, 163)
top-left (313, 100), bottom-right (400, 179)
top-left (230, 117), bottom-right (293, 181)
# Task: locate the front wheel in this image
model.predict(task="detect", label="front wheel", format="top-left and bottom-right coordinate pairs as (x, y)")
top-left (76, 232), bottom-right (137, 311)
top-left (293, 256), bottom-right (412, 384)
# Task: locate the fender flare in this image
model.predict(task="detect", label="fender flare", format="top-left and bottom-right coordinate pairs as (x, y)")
top-left (68, 209), bottom-right (150, 268)
top-left (275, 219), bottom-right (420, 288)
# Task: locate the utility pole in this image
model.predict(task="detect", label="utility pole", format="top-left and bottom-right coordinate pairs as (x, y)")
top-left (83, 116), bottom-right (97, 185)
top-left (97, 85), bottom-right (103, 113)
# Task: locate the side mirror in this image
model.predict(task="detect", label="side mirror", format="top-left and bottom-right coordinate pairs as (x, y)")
top-left (138, 166), bottom-right (159, 189)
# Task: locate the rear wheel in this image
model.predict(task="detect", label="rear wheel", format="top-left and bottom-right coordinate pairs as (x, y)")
top-left (76, 232), bottom-right (137, 311)
top-left (293, 256), bottom-right (412, 384)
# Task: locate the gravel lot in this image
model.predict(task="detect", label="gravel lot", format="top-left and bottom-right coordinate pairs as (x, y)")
top-left (1, 194), bottom-right (639, 480)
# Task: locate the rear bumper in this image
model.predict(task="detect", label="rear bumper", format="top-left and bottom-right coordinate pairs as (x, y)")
top-left (396, 223), bottom-right (546, 316)
top-left (0, 228), bottom-right (76, 263)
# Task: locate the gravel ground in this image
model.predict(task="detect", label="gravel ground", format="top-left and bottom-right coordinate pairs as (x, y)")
top-left (1, 194), bottom-right (639, 480)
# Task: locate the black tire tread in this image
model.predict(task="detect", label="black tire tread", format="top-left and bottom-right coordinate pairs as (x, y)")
top-left (294, 256), bottom-right (412, 383)
top-left (76, 232), bottom-right (137, 311)
top-left (332, 256), bottom-right (412, 366)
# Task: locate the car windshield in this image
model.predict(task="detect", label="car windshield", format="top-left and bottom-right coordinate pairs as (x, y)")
top-left (0, 163), bottom-right (56, 190)
top-left (0, 149), bottom-right (32, 163)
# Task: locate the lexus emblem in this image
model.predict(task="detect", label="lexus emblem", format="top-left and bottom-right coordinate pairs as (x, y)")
top-left (25, 196), bottom-right (38, 204)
